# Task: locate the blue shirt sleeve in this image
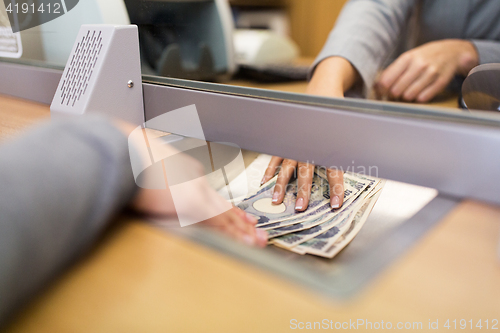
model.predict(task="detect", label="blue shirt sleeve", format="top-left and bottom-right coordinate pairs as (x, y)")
top-left (0, 116), bottom-right (138, 324)
top-left (310, 0), bottom-right (416, 96)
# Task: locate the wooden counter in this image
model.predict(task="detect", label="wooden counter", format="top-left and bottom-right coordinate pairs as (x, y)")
top-left (1, 93), bottom-right (499, 333)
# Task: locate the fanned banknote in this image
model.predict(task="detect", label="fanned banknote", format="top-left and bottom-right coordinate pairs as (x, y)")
top-left (293, 181), bottom-right (384, 257)
top-left (237, 172), bottom-right (328, 226)
top-left (238, 171), bottom-right (371, 227)
top-left (260, 173), bottom-right (376, 232)
top-left (298, 183), bottom-right (384, 258)
top-left (270, 181), bottom-right (378, 249)
top-left (272, 208), bottom-right (356, 249)
top-left (237, 164), bottom-right (385, 259)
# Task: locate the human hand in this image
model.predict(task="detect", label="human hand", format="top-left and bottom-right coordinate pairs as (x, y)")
top-left (131, 159), bottom-right (267, 247)
top-left (134, 185), bottom-right (267, 247)
top-left (260, 157), bottom-right (344, 211)
top-left (375, 39), bottom-right (479, 103)
top-left (200, 207), bottom-right (268, 247)
top-left (120, 123), bottom-right (268, 247)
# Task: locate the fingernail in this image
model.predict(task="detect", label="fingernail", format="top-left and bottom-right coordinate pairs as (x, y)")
top-left (272, 192), bottom-right (279, 203)
top-left (331, 196), bottom-right (340, 209)
top-left (260, 176), bottom-right (267, 185)
top-left (246, 213), bottom-right (257, 224)
top-left (295, 197), bottom-right (304, 211)
top-left (256, 229), bottom-right (268, 243)
top-left (243, 235), bottom-right (255, 246)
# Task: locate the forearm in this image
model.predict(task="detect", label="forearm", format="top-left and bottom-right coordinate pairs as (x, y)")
top-left (455, 40), bottom-right (479, 76)
top-left (470, 40), bottom-right (500, 66)
top-left (0, 116), bottom-right (137, 324)
top-left (307, 57), bottom-right (360, 97)
top-left (311, 0), bottom-right (416, 95)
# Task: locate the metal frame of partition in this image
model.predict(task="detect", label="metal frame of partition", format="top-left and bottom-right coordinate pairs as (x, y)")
top-left (0, 61), bottom-right (62, 104)
top-left (3, 60), bottom-right (497, 205)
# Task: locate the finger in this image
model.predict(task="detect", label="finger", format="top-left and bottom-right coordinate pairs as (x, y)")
top-left (388, 60), bottom-right (427, 99)
top-left (254, 228), bottom-right (268, 247)
top-left (402, 66), bottom-right (439, 101)
top-left (202, 211), bottom-right (255, 245)
top-left (272, 159), bottom-right (297, 204)
top-left (295, 162), bottom-right (315, 211)
top-left (235, 228), bottom-right (268, 248)
top-left (327, 169), bottom-right (344, 209)
top-left (217, 210), bottom-right (268, 247)
top-left (376, 54), bottom-right (411, 97)
top-left (201, 211), bottom-right (233, 234)
top-left (227, 208), bottom-right (257, 236)
top-left (233, 207), bottom-right (258, 225)
top-left (261, 156), bottom-right (284, 185)
top-left (416, 72), bottom-right (454, 103)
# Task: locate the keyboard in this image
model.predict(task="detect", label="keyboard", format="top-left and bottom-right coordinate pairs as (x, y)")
top-left (237, 63), bottom-right (310, 83)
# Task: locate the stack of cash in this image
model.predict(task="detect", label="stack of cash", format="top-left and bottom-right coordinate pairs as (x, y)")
top-left (237, 169), bottom-right (384, 258)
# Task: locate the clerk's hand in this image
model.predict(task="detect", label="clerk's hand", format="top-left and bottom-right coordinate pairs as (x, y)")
top-left (375, 39), bottom-right (479, 103)
top-left (260, 157), bottom-right (344, 211)
top-left (260, 57), bottom-right (353, 212)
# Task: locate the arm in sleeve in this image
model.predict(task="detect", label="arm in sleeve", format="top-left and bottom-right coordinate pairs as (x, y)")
top-left (0, 116), bottom-right (138, 324)
top-left (471, 40), bottom-right (500, 65)
top-left (311, 0), bottom-right (416, 95)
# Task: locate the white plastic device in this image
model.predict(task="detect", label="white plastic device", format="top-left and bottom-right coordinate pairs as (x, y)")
top-left (233, 29), bottom-right (299, 66)
top-left (50, 24), bottom-right (144, 126)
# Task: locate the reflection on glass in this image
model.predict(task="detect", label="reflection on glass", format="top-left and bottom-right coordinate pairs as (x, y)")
top-left (0, 0), bottom-right (23, 58)
top-left (1, 0), bottom-right (129, 65)
top-left (124, 0), bottom-right (235, 81)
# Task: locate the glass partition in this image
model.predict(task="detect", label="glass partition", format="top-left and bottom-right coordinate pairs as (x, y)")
top-left (1, 0), bottom-right (499, 118)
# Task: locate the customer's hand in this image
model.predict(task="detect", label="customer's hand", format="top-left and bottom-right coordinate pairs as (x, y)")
top-left (119, 122), bottom-right (268, 247)
top-left (132, 165), bottom-right (268, 247)
top-left (261, 158), bottom-right (344, 211)
top-left (375, 39), bottom-right (479, 103)
top-left (200, 207), bottom-right (268, 247)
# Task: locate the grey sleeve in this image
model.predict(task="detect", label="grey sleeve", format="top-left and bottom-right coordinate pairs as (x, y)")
top-left (311, 0), bottom-right (416, 96)
top-left (0, 116), bottom-right (138, 324)
top-left (471, 40), bottom-right (500, 65)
